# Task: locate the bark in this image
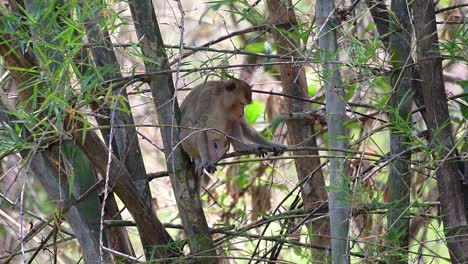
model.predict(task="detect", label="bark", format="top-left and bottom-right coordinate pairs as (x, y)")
top-left (266, 0), bottom-right (330, 260)
top-left (0, 86), bottom-right (104, 264)
top-left (386, 1), bottom-right (413, 262)
top-left (365, 0), bottom-right (389, 47)
top-left (72, 127), bottom-right (177, 259)
top-left (413, 1), bottom-right (468, 262)
top-left (81, 2), bottom-right (149, 200)
top-left (0, 21), bottom-right (176, 262)
top-left (25, 0), bottom-right (143, 258)
top-left (315, 0), bottom-right (350, 263)
top-left (74, 47), bottom-right (136, 260)
top-left (79, 1), bottom-right (155, 256)
top-left (366, 0), bottom-right (426, 109)
top-left (101, 193), bottom-right (135, 258)
top-left (128, 0), bottom-right (217, 262)
top-left (0, 2), bottom-right (105, 262)
top-left (28, 153), bottom-right (106, 263)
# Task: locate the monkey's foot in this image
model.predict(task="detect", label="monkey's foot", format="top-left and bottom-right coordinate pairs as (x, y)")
top-left (195, 160), bottom-right (217, 176)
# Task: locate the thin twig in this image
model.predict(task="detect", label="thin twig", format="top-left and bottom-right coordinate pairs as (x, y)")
top-left (435, 4), bottom-right (468, 14)
top-left (0, 236), bottom-right (76, 261)
top-left (99, 100), bottom-right (117, 261)
top-left (26, 229), bottom-right (54, 264)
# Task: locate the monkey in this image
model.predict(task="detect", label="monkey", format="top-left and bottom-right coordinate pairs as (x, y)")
top-left (179, 79), bottom-right (286, 180)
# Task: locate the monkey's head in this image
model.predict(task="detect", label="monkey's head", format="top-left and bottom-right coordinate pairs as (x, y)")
top-left (223, 80), bottom-right (252, 120)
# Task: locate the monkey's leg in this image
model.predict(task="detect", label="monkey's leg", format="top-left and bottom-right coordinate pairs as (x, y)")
top-left (229, 123), bottom-right (267, 157)
top-left (207, 137), bottom-right (229, 161)
top-left (242, 122), bottom-right (286, 155)
top-left (196, 131), bottom-right (217, 176)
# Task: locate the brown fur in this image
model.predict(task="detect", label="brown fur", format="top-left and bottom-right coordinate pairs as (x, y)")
top-left (179, 80), bottom-right (286, 188)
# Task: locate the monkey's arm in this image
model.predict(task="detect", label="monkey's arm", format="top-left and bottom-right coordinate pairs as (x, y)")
top-left (240, 119), bottom-right (286, 156)
top-left (229, 122), bottom-right (252, 151)
top-left (229, 120), bottom-right (286, 156)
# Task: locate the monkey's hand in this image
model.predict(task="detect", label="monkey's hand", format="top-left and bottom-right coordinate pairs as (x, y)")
top-left (267, 143), bottom-right (287, 156)
top-left (242, 143), bottom-right (267, 157)
top-left (195, 159), bottom-right (217, 176)
top-left (248, 143), bottom-right (285, 157)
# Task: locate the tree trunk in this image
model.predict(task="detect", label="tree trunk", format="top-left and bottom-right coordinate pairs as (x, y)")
top-left (387, 0), bottom-right (413, 262)
top-left (365, 0), bottom-right (389, 47)
top-left (73, 26), bottom-right (136, 262)
top-left (266, 0), bottom-right (330, 260)
top-left (315, 0), bottom-right (350, 263)
top-left (78, 1), bottom-right (153, 256)
top-left (0, 19), bottom-right (177, 262)
top-left (128, 0), bottom-right (217, 262)
top-left (0, 1), bottom-right (105, 261)
top-left (413, 1), bottom-right (468, 262)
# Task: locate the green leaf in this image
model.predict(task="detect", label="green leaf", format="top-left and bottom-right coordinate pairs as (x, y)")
top-left (245, 100), bottom-right (264, 124)
top-left (455, 80), bottom-right (468, 88)
top-left (457, 81), bottom-right (468, 118)
top-left (68, 167), bottom-right (75, 199)
top-left (345, 83), bottom-right (357, 101)
top-left (244, 42), bottom-right (265, 53)
top-left (440, 0), bottom-right (451, 7)
top-left (311, 103), bottom-right (320, 110)
top-left (363, 22), bottom-right (376, 35)
top-left (308, 84), bottom-right (317, 96)
top-left (374, 76), bottom-right (391, 90)
top-left (236, 174), bottom-right (249, 189)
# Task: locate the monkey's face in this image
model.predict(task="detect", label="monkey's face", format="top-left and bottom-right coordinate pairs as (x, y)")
top-left (224, 81), bottom-right (252, 120)
top-left (224, 92), bottom-right (249, 120)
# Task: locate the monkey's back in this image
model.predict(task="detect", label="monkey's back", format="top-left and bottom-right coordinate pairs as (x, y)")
top-left (180, 81), bottom-right (224, 117)
top-left (179, 81), bottom-right (227, 158)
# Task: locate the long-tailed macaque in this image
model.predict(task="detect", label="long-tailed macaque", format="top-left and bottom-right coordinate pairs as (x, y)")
top-left (179, 79), bottom-right (286, 178)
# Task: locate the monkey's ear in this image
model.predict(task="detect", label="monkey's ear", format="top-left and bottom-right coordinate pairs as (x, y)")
top-left (225, 80), bottom-right (237, 92)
